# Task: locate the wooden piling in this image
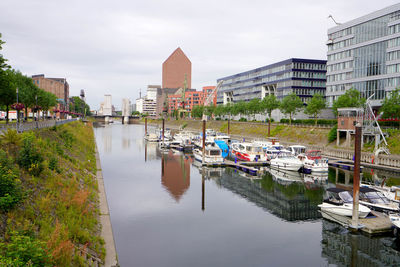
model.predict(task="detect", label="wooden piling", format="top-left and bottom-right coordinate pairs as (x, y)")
top-left (145, 118), bottom-right (147, 134)
top-left (228, 119), bottom-right (230, 135)
top-left (162, 118), bottom-right (165, 145)
top-left (351, 125), bottom-right (362, 229)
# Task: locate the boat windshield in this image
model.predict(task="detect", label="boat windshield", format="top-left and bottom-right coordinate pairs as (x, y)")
top-left (209, 150), bottom-right (221, 156)
top-left (338, 191), bottom-right (353, 203)
top-left (293, 147), bottom-right (306, 154)
top-left (363, 191), bottom-right (390, 204)
top-left (278, 152), bottom-right (293, 158)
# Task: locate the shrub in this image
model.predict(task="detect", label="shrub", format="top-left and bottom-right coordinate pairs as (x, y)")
top-left (60, 130), bottom-right (74, 148)
top-left (49, 156), bottom-right (58, 171)
top-left (0, 232), bottom-right (50, 266)
top-left (239, 118), bottom-right (247, 122)
top-left (328, 125), bottom-right (338, 143)
top-left (0, 150), bottom-right (23, 212)
top-left (0, 128), bottom-right (21, 147)
top-left (18, 133), bottom-right (44, 176)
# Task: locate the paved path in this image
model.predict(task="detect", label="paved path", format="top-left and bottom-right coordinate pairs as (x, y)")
top-left (95, 144), bottom-right (119, 267)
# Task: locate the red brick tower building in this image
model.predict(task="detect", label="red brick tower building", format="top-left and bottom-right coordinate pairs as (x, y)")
top-left (162, 47), bottom-right (191, 89)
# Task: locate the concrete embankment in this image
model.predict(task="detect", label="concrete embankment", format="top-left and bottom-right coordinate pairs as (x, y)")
top-left (95, 144), bottom-right (119, 267)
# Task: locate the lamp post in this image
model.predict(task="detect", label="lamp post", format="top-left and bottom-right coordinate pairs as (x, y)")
top-left (16, 87), bottom-right (19, 132)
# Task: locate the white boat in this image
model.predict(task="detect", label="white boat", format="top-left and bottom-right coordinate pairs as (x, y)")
top-left (298, 150), bottom-right (328, 173)
top-left (214, 132), bottom-right (230, 143)
top-left (318, 188), bottom-right (371, 218)
top-left (193, 146), bottom-right (224, 164)
top-left (359, 187), bottom-right (400, 213)
top-left (270, 152), bottom-right (303, 171)
top-left (230, 142), bottom-right (267, 162)
top-left (205, 129), bottom-right (217, 137)
top-left (287, 145), bottom-right (307, 156)
top-left (173, 131), bottom-right (195, 152)
top-left (360, 183), bottom-right (400, 204)
top-left (265, 147), bottom-right (281, 161)
top-left (144, 133), bottom-right (159, 142)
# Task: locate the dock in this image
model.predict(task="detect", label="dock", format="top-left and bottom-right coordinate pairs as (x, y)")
top-left (321, 210), bottom-right (393, 235)
top-left (328, 159), bottom-right (363, 171)
top-left (201, 160), bottom-right (269, 176)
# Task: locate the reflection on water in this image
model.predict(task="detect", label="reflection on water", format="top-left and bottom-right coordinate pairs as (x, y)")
top-left (103, 125), bottom-right (112, 154)
top-left (193, 165), bottom-right (324, 222)
top-left (321, 220), bottom-right (400, 266)
top-left (95, 124), bottom-right (400, 267)
top-left (121, 125), bottom-right (130, 149)
top-left (161, 151), bottom-right (191, 202)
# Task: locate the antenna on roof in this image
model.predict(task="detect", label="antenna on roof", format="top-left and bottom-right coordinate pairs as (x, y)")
top-left (328, 15), bottom-right (341, 25)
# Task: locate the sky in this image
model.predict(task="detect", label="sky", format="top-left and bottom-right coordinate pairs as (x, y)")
top-left (0, 0), bottom-right (399, 110)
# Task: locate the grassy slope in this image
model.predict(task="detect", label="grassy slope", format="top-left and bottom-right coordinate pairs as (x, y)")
top-left (0, 121), bottom-right (103, 266)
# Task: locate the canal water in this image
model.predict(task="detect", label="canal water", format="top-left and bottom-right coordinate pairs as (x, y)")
top-left (94, 123), bottom-right (400, 267)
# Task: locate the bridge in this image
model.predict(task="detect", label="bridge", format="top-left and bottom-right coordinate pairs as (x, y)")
top-left (96, 95), bottom-right (139, 124)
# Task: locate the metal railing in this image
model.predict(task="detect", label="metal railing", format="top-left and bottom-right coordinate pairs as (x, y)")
top-left (0, 118), bottom-right (78, 133)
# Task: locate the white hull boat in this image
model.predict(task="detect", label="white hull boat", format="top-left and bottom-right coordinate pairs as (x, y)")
top-left (231, 142), bottom-right (267, 162)
top-left (318, 188), bottom-right (371, 218)
top-left (270, 152), bottom-right (303, 171)
top-left (193, 146), bottom-right (224, 164)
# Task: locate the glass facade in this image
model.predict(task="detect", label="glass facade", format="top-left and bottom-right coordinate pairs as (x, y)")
top-left (216, 58), bottom-right (326, 105)
top-left (326, 4), bottom-right (400, 107)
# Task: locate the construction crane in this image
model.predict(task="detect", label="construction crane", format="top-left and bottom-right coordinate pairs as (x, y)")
top-left (202, 81), bottom-right (223, 121)
top-left (328, 15), bottom-right (341, 25)
top-left (178, 74), bottom-right (188, 118)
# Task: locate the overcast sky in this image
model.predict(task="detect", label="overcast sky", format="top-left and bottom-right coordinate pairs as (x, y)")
top-left (1, 0), bottom-right (399, 109)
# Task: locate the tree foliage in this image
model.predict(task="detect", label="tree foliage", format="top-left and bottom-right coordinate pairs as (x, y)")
top-left (69, 96), bottom-right (91, 116)
top-left (380, 88), bottom-right (400, 119)
top-left (304, 93), bottom-right (326, 125)
top-left (279, 92), bottom-right (303, 125)
top-left (332, 88), bottom-right (366, 116)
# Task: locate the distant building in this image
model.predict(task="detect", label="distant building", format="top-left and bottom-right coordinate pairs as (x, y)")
top-left (216, 58), bottom-right (326, 105)
top-left (32, 74), bottom-right (69, 112)
top-left (162, 47), bottom-right (192, 89)
top-left (167, 86), bottom-right (216, 113)
top-left (326, 3), bottom-right (400, 108)
top-left (135, 98), bottom-right (144, 113)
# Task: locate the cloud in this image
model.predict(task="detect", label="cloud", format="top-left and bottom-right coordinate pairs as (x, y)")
top-left (0, 0), bottom-right (398, 109)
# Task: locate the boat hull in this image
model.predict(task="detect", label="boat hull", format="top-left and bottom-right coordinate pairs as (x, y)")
top-left (318, 203), bottom-right (370, 218)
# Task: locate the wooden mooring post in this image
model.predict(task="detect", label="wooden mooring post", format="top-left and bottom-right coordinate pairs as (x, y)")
top-left (351, 125), bottom-right (362, 230)
top-left (145, 117), bottom-right (147, 134)
top-left (228, 119), bottom-right (230, 135)
top-left (162, 118), bottom-right (165, 145)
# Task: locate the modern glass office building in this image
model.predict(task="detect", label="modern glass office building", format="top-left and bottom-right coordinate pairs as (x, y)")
top-left (326, 3), bottom-right (400, 108)
top-left (216, 58), bottom-right (326, 105)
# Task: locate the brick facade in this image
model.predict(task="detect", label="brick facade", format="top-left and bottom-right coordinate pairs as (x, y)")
top-left (162, 47), bottom-right (191, 89)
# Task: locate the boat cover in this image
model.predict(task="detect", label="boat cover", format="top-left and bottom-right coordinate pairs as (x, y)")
top-left (215, 140), bottom-right (229, 158)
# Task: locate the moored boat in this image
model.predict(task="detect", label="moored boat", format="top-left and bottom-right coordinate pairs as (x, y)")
top-left (359, 187), bottom-right (400, 213)
top-left (230, 142), bottom-right (267, 162)
top-left (318, 188), bottom-right (371, 218)
top-left (299, 150), bottom-right (328, 174)
top-left (193, 146), bottom-right (224, 164)
top-left (270, 152), bottom-right (303, 171)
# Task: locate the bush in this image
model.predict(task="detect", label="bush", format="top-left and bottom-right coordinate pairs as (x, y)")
top-left (328, 125), bottom-right (338, 143)
top-left (17, 133), bottom-right (44, 176)
top-left (60, 130), bottom-right (75, 148)
top-left (239, 118), bottom-right (247, 122)
top-left (48, 156), bottom-right (58, 171)
top-left (279, 118), bottom-right (336, 125)
top-left (0, 150), bottom-right (23, 212)
top-left (0, 232), bottom-right (50, 266)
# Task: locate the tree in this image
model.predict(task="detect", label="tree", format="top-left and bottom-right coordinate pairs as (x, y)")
top-left (11, 70), bottom-right (39, 120)
top-left (279, 92), bottom-right (303, 125)
top-left (261, 94), bottom-right (280, 136)
top-left (304, 93), bottom-right (326, 125)
top-left (332, 88), bottom-right (366, 116)
top-left (0, 69), bottom-right (16, 123)
top-left (213, 105), bottom-right (225, 118)
top-left (38, 90), bottom-right (57, 118)
top-left (247, 98), bottom-right (262, 120)
top-left (69, 96), bottom-right (91, 116)
top-left (191, 105), bottom-right (203, 118)
top-left (232, 101), bottom-right (247, 118)
top-left (380, 88), bottom-right (400, 119)
top-left (0, 34), bottom-right (14, 124)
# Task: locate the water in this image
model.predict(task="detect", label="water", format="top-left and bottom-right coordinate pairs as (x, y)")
top-left (94, 123), bottom-right (400, 267)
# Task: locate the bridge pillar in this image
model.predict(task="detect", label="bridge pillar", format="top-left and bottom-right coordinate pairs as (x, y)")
top-left (123, 116), bottom-right (129, 124)
top-left (105, 116), bottom-right (110, 124)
